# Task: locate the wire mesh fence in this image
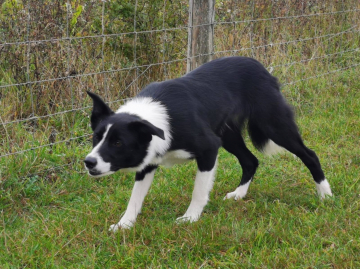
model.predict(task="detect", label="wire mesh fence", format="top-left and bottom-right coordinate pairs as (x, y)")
top-left (1, 0), bottom-right (359, 180)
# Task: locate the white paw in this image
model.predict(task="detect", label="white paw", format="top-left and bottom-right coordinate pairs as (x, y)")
top-left (316, 179), bottom-right (333, 200)
top-left (318, 191), bottom-right (333, 200)
top-left (223, 190), bottom-right (245, 201)
top-left (224, 181), bottom-right (251, 201)
top-left (176, 213), bottom-right (200, 224)
top-left (319, 193), bottom-right (333, 200)
top-left (109, 223), bottom-right (121, 232)
top-left (109, 219), bottom-right (134, 232)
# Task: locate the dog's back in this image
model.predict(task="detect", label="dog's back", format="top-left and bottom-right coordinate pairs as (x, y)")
top-left (137, 56), bottom-right (289, 152)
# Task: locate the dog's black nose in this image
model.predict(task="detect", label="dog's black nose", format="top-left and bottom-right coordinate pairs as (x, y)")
top-left (84, 157), bottom-right (97, 169)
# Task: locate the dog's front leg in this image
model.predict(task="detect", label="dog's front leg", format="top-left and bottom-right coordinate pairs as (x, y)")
top-left (177, 154), bottom-right (218, 223)
top-left (109, 166), bottom-right (157, 232)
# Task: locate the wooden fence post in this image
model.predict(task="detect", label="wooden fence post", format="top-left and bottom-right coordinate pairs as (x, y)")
top-left (187, 0), bottom-right (215, 73)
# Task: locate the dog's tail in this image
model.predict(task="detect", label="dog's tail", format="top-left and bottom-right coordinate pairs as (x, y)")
top-left (247, 120), bottom-right (286, 156)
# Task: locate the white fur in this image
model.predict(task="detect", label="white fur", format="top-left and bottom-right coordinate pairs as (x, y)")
top-left (223, 179), bottom-right (252, 200)
top-left (152, 150), bottom-right (193, 167)
top-left (109, 169), bottom-right (156, 232)
top-left (261, 140), bottom-right (285, 156)
top-left (176, 158), bottom-right (217, 223)
top-left (316, 178), bottom-right (333, 199)
top-left (116, 97), bottom-right (172, 171)
top-left (85, 124), bottom-right (113, 176)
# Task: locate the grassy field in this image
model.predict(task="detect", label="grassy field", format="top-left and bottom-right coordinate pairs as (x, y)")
top-left (1, 1), bottom-right (360, 267)
top-left (1, 66), bottom-right (359, 268)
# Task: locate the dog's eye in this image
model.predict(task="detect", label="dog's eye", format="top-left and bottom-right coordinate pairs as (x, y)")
top-left (114, 140), bottom-right (122, 147)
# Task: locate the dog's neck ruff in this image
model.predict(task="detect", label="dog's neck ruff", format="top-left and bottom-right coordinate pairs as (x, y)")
top-left (116, 97), bottom-right (172, 171)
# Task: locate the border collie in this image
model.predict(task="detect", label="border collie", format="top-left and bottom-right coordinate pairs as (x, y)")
top-left (84, 57), bottom-right (332, 232)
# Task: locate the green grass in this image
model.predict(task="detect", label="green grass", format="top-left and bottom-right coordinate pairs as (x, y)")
top-left (1, 1), bottom-right (359, 267)
top-left (1, 67), bottom-right (360, 268)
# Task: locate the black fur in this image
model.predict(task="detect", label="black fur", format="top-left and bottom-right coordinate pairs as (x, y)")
top-left (86, 56), bottom-right (326, 190)
top-left (86, 111), bottom-right (163, 173)
top-left (85, 56), bottom-right (331, 230)
top-left (135, 165), bottom-right (158, 181)
top-left (87, 91), bottom-right (114, 130)
top-left (134, 56), bottom-right (325, 183)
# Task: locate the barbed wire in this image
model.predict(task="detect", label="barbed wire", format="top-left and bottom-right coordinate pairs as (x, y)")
top-left (1, 45), bottom-right (359, 127)
top-left (282, 62), bottom-right (360, 87)
top-left (1, 25), bottom-right (358, 91)
top-left (2, 60), bottom-right (359, 159)
top-left (0, 134), bottom-right (91, 158)
top-left (269, 48), bottom-right (359, 69)
top-left (0, 1), bottom-right (359, 176)
top-left (1, 9), bottom-right (358, 48)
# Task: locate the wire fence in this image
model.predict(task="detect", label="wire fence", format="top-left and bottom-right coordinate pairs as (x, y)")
top-left (0, 0), bottom-right (359, 180)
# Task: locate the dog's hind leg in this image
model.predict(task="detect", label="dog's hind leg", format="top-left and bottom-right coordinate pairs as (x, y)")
top-left (222, 124), bottom-right (259, 200)
top-left (176, 142), bottom-right (219, 223)
top-left (260, 118), bottom-right (332, 199)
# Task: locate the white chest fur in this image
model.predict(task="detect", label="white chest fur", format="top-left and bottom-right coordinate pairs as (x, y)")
top-left (151, 150), bottom-right (193, 167)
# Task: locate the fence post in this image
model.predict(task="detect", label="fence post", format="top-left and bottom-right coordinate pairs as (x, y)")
top-left (187, 0), bottom-right (215, 73)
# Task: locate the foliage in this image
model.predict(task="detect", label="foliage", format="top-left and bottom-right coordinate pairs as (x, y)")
top-left (0, 1), bottom-right (360, 266)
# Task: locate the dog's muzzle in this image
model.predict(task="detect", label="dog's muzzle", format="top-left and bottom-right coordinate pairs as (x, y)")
top-left (84, 156), bottom-right (115, 177)
top-left (84, 156), bottom-right (97, 169)
top-left (84, 157), bottom-right (102, 176)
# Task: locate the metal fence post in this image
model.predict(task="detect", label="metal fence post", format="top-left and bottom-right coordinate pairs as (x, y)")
top-left (187, 0), bottom-right (215, 73)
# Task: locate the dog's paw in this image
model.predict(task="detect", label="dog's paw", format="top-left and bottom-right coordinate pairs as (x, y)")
top-left (109, 219), bottom-right (134, 232)
top-left (318, 191), bottom-right (333, 200)
top-left (223, 188), bottom-right (247, 200)
top-left (223, 183), bottom-right (250, 201)
top-left (109, 223), bottom-right (121, 233)
top-left (176, 206), bottom-right (204, 224)
top-left (316, 179), bottom-right (333, 200)
top-left (176, 214), bottom-right (200, 224)
top-left (223, 191), bottom-right (245, 201)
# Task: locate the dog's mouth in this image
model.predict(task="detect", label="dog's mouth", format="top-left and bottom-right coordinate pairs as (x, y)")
top-left (88, 170), bottom-right (102, 176)
top-left (88, 170), bottom-right (114, 178)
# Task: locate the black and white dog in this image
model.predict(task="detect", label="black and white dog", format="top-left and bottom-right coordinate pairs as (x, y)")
top-left (84, 57), bottom-right (332, 232)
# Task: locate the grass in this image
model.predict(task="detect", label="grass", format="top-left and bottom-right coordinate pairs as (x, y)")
top-left (1, 1), bottom-right (360, 266)
top-left (1, 66), bottom-right (359, 268)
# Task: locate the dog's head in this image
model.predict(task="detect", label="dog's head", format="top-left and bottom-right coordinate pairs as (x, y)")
top-left (84, 91), bottom-right (165, 177)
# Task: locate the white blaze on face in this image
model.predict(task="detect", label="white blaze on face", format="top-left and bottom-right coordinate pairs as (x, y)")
top-left (86, 124), bottom-right (113, 176)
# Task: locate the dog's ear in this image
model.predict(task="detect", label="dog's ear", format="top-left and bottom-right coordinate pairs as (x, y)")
top-left (128, 120), bottom-right (165, 143)
top-left (87, 91), bottom-right (114, 130)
